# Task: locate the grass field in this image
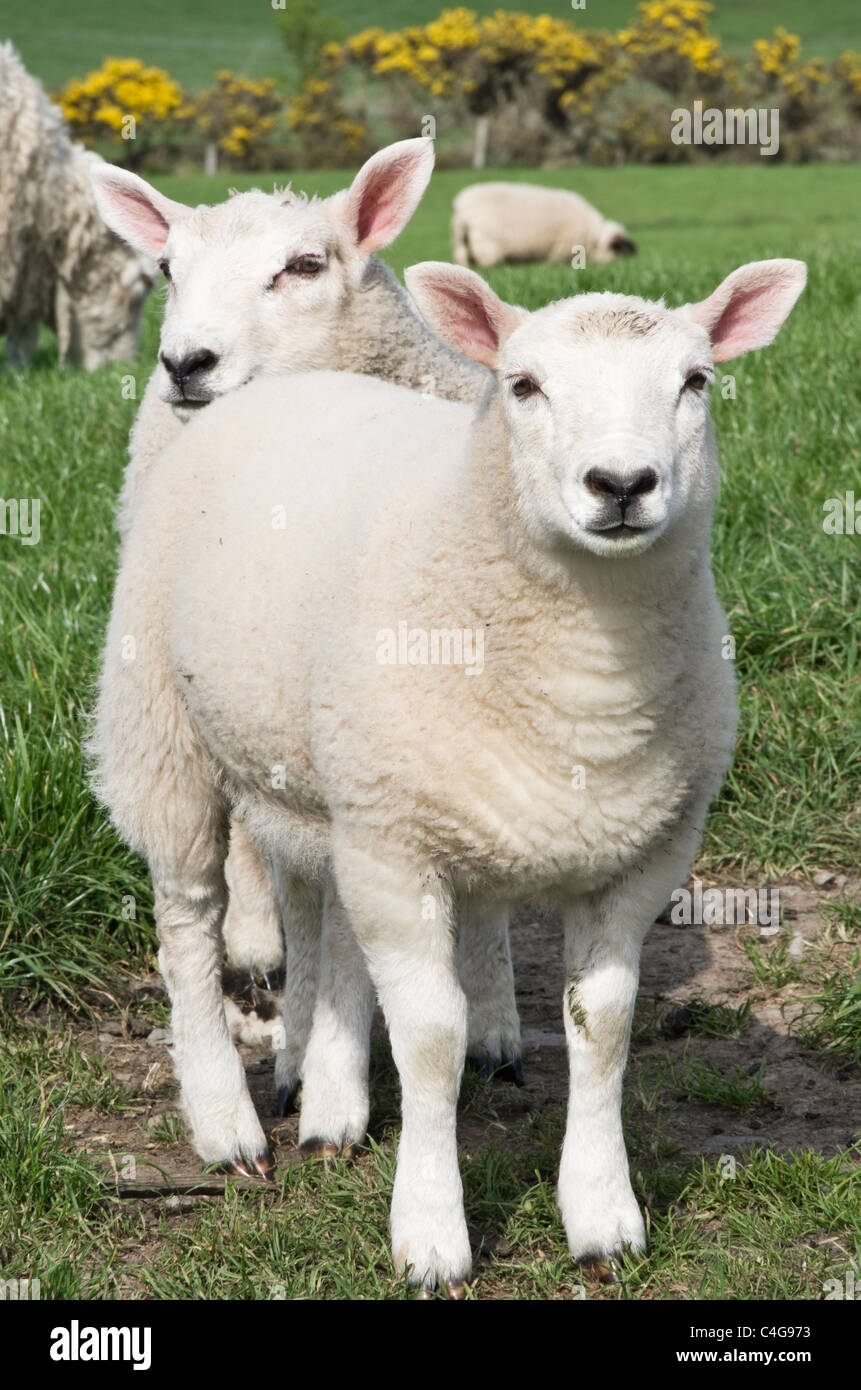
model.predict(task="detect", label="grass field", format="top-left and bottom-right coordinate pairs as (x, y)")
top-left (2, 0), bottom-right (858, 89)
top-left (1, 161), bottom-right (860, 1300)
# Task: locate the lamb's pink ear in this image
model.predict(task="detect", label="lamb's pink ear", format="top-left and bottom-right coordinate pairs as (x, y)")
top-left (685, 259), bottom-right (807, 363)
top-left (343, 138), bottom-right (434, 256)
top-left (89, 162), bottom-right (192, 258)
top-left (404, 262), bottom-right (526, 370)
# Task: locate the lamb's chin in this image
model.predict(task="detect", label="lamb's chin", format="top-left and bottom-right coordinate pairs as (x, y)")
top-left (171, 400), bottom-right (210, 422)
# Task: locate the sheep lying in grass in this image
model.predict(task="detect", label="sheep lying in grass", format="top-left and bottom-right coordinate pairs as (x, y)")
top-left (92, 250), bottom-right (805, 1290)
top-left (0, 43), bottom-right (154, 368)
top-left (451, 181), bottom-right (636, 268)
top-left (90, 138), bottom-right (523, 1106)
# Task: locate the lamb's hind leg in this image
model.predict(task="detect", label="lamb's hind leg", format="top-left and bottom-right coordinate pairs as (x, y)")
top-left (298, 880), bottom-right (375, 1157)
top-left (92, 598), bottom-right (268, 1174)
top-left (156, 856), bottom-right (272, 1178)
top-left (458, 903), bottom-right (523, 1085)
top-left (221, 820), bottom-right (285, 1049)
top-left (223, 820), bottom-right (284, 987)
top-left (272, 867), bottom-right (323, 1116)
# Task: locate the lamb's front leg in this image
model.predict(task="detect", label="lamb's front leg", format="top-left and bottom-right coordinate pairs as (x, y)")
top-left (558, 880), bottom-right (661, 1266)
top-left (458, 903), bottom-right (523, 1084)
top-left (334, 839), bottom-right (471, 1295)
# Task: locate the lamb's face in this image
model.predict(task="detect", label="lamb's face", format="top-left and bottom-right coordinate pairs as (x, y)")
top-left (92, 140), bottom-right (436, 414)
top-left (497, 295), bottom-right (717, 559)
top-left (155, 192), bottom-right (356, 417)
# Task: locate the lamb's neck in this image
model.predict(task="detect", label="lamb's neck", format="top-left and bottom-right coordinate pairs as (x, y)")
top-left (338, 258), bottom-right (490, 405)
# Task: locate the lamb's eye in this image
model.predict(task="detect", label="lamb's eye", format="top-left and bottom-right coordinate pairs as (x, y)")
top-left (684, 370), bottom-right (708, 392)
top-left (158, 259), bottom-right (171, 281)
top-left (511, 376), bottom-right (538, 399)
top-left (285, 256), bottom-right (324, 278)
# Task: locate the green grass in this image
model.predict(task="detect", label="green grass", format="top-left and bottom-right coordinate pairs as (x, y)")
top-left (3, 0), bottom-right (857, 90)
top-left (743, 935), bottom-right (803, 989)
top-left (0, 1019), bottom-right (142, 1298)
top-left (674, 1058), bottom-right (767, 1112)
top-left (0, 1018), bottom-right (856, 1300)
top-left (664, 998), bottom-right (752, 1038)
top-left (795, 901), bottom-right (861, 1065)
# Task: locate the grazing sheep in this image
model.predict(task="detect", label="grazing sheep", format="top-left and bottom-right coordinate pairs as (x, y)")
top-left (0, 43), bottom-right (154, 368)
top-left (91, 251), bottom-right (805, 1290)
top-left (90, 139), bottom-right (522, 1109)
top-left (451, 181), bottom-right (636, 268)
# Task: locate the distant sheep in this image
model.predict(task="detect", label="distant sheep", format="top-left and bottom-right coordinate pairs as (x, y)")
top-left (451, 181), bottom-right (636, 268)
top-left (90, 139), bottom-right (522, 1117)
top-left (0, 43), bottom-right (154, 368)
top-left (91, 255), bottom-right (805, 1290)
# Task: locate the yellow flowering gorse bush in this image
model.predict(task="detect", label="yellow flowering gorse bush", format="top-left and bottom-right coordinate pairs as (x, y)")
top-left (195, 71), bottom-right (280, 165)
top-left (55, 10), bottom-right (861, 171)
top-left (345, 8), bottom-right (604, 112)
top-left (60, 58), bottom-right (190, 149)
top-left (287, 79), bottom-right (368, 166)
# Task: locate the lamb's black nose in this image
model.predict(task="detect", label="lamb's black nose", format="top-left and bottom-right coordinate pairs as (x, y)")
top-left (585, 468), bottom-right (658, 510)
top-left (160, 349), bottom-right (219, 385)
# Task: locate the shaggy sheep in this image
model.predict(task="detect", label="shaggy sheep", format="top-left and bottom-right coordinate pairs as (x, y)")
top-left (90, 139), bottom-right (522, 1107)
top-left (451, 181), bottom-right (636, 268)
top-left (0, 43), bottom-right (154, 368)
top-left (91, 252), bottom-right (805, 1290)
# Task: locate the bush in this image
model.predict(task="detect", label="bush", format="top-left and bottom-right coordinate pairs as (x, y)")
top-left (195, 72), bottom-right (281, 169)
top-left (58, 57), bottom-right (193, 167)
top-left (287, 77), bottom-right (369, 167)
top-left (55, 8), bottom-right (861, 171)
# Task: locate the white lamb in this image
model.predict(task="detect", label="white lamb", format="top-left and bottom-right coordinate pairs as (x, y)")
top-left (91, 249), bottom-right (805, 1291)
top-left (451, 181), bottom-right (636, 268)
top-left (89, 139), bottom-right (523, 1115)
top-left (0, 43), bottom-right (154, 368)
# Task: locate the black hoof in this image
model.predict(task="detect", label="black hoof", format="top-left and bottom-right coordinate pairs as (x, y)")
top-left (497, 1055), bottom-right (525, 1087)
top-left (221, 1149), bottom-right (276, 1181)
top-left (580, 1255), bottom-right (622, 1285)
top-left (277, 1083), bottom-right (299, 1117)
top-left (299, 1137), bottom-right (340, 1160)
top-left (417, 1278), bottom-right (468, 1300)
top-left (467, 1051), bottom-right (493, 1080)
top-left (466, 1052), bottom-right (525, 1086)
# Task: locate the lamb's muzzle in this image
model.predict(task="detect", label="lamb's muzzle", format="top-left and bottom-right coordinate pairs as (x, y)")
top-left (159, 348), bottom-right (220, 400)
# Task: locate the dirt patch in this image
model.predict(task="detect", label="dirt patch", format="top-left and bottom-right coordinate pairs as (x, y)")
top-left (52, 874), bottom-right (861, 1289)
